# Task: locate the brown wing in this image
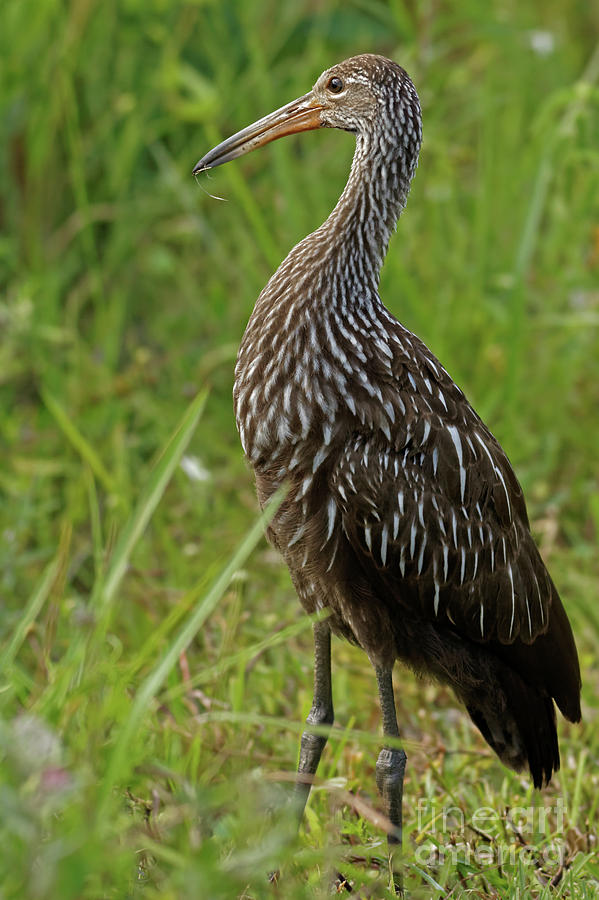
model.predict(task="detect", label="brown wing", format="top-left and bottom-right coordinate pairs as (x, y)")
top-left (330, 410), bottom-right (552, 647)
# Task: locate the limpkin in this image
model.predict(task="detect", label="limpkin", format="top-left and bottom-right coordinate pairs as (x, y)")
top-left (194, 54), bottom-right (581, 857)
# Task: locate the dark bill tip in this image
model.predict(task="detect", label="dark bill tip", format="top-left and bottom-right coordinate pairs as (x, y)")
top-left (192, 92), bottom-right (323, 176)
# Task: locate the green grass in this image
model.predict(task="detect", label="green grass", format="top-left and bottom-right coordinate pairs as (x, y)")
top-left (1, 0), bottom-right (599, 896)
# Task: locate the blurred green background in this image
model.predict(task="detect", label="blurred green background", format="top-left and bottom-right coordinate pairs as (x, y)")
top-left (1, 0), bottom-right (598, 897)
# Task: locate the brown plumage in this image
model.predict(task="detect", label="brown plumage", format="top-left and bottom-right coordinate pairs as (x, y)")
top-left (194, 54), bottom-right (581, 850)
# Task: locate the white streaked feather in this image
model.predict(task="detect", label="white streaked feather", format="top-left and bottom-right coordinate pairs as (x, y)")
top-left (312, 445), bottom-right (329, 473)
top-left (381, 525), bottom-right (389, 566)
top-left (326, 498), bottom-right (337, 542)
top-left (288, 522), bottom-right (306, 547)
top-left (507, 563), bottom-right (516, 638)
top-left (409, 521), bottom-right (417, 558)
top-left (534, 572), bottom-right (545, 626)
top-left (447, 424), bottom-right (466, 502)
top-left (325, 537), bottom-right (339, 572)
top-left (417, 533), bottom-right (427, 575)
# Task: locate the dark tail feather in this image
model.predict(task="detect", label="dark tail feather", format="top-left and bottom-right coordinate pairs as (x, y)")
top-left (466, 671), bottom-right (559, 788)
top-left (468, 577), bottom-right (580, 786)
top-left (493, 579), bottom-right (581, 725)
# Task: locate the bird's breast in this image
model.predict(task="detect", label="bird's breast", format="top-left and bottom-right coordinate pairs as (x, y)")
top-left (234, 321), bottom-right (400, 474)
top-left (234, 348), bottom-right (398, 478)
top-left (234, 362), bottom-right (333, 476)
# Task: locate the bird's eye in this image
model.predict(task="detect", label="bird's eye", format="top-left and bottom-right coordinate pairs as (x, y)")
top-left (327, 76), bottom-right (344, 94)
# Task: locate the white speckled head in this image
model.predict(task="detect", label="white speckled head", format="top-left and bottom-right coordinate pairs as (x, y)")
top-left (314, 54), bottom-right (421, 154)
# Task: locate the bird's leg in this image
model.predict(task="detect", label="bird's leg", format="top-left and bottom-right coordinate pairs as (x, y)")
top-left (375, 666), bottom-right (406, 893)
top-left (293, 619), bottom-right (334, 827)
top-left (269, 621), bottom-right (334, 886)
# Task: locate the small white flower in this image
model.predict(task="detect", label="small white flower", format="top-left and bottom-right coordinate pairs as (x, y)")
top-left (529, 30), bottom-right (555, 56)
top-left (180, 455), bottom-right (211, 483)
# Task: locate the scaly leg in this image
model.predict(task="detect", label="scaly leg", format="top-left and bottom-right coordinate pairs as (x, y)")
top-left (375, 666), bottom-right (406, 894)
top-left (293, 619), bottom-right (334, 825)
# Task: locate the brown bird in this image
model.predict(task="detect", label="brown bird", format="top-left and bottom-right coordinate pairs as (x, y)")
top-left (194, 54), bottom-right (581, 856)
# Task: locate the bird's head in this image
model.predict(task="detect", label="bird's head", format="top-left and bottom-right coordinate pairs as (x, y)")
top-left (193, 54), bottom-right (421, 175)
top-left (314, 54), bottom-right (421, 141)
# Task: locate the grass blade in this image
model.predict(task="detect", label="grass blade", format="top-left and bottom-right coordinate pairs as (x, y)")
top-left (41, 388), bottom-right (117, 494)
top-left (96, 484), bottom-right (286, 820)
top-left (0, 556), bottom-right (59, 677)
top-left (97, 389), bottom-right (208, 615)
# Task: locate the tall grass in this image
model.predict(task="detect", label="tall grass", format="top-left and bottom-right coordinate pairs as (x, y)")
top-left (1, 0), bottom-right (598, 896)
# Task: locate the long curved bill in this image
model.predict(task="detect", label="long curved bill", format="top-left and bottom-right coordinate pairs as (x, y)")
top-left (192, 91), bottom-right (324, 174)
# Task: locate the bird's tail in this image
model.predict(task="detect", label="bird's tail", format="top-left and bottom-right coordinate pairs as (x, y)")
top-left (464, 669), bottom-right (559, 788)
